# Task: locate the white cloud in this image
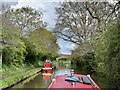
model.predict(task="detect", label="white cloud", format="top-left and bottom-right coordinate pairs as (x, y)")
top-left (11, 1), bottom-right (50, 9)
top-left (0, 0), bottom-right (18, 2)
top-left (11, 0), bottom-right (58, 30)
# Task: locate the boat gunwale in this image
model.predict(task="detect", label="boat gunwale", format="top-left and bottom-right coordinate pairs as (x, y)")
top-left (48, 74), bottom-right (100, 90)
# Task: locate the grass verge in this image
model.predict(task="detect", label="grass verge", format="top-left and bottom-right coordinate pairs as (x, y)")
top-left (1, 66), bottom-right (41, 89)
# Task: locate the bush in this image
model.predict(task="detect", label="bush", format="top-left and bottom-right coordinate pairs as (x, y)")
top-left (94, 23), bottom-right (120, 88)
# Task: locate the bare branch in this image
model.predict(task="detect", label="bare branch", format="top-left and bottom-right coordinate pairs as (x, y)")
top-left (106, 1), bottom-right (120, 20)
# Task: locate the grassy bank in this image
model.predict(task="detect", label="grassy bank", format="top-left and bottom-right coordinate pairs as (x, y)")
top-left (1, 65), bottom-right (41, 89)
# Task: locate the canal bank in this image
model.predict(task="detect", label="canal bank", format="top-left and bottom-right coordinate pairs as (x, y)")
top-left (1, 67), bottom-right (41, 89)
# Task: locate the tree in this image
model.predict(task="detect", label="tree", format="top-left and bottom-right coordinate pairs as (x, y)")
top-left (53, 2), bottom-right (119, 45)
top-left (2, 9), bottom-right (26, 66)
top-left (84, 1), bottom-right (120, 32)
top-left (94, 23), bottom-right (120, 88)
top-left (54, 2), bottom-right (97, 45)
top-left (10, 6), bottom-right (47, 36)
top-left (72, 42), bottom-right (94, 57)
top-left (24, 28), bottom-right (59, 63)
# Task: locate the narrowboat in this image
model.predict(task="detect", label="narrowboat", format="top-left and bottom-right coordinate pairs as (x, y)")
top-left (48, 70), bottom-right (100, 90)
top-left (41, 60), bottom-right (53, 73)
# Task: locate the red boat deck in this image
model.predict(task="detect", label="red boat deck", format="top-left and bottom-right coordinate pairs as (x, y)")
top-left (48, 74), bottom-right (100, 90)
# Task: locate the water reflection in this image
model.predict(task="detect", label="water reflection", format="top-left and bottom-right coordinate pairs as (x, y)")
top-left (12, 74), bottom-right (51, 88)
top-left (54, 69), bottom-right (71, 76)
top-left (42, 69), bottom-right (52, 81)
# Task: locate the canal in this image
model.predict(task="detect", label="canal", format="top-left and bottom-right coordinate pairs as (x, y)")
top-left (10, 60), bottom-right (109, 89)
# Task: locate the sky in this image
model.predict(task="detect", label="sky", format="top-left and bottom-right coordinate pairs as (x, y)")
top-left (2, 0), bottom-right (76, 55)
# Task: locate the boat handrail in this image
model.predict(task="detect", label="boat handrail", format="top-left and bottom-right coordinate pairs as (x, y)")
top-left (87, 75), bottom-right (100, 90)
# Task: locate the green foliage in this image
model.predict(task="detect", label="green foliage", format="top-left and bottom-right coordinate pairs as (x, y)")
top-left (2, 36), bottom-right (26, 66)
top-left (71, 42), bottom-right (95, 73)
top-left (2, 10), bottom-right (26, 66)
top-left (24, 28), bottom-right (59, 64)
top-left (94, 23), bottom-right (120, 88)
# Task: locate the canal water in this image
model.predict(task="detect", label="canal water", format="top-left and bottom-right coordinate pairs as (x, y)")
top-left (10, 60), bottom-right (109, 89)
